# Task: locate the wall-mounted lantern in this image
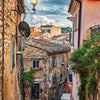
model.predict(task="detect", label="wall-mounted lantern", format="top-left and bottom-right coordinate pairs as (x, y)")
top-left (30, 0), bottom-right (38, 11)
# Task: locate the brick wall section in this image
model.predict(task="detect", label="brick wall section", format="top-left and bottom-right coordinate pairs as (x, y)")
top-left (0, 0), bottom-right (21, 100)
top-left (23, 44), bottom-right (68, 100)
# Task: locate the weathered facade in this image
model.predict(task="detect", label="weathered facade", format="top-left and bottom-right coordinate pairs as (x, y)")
top-left (0, 0), bottom-right (25, 100)
top-left (23, 38), bottom-right (70, 100)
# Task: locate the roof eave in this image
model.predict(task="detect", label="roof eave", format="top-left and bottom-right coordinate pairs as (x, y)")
top-left (68, 0), bottom-right (82, 15)
top-left (68, 0), bottom-right (74, 13)
top-left (25, 43), bottom-right (70, 55)
top-left (67, 16), bottom-right (74, 22)
top-left (49, 49), bottom-right (70, 55)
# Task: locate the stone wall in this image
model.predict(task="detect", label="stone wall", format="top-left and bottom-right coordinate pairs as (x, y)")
top-left (23, 44), bottom-right (49, 100)
top-left (23, 44), bottom-right (68, 100)
top-left (0, 0), bottom-right (22, 100)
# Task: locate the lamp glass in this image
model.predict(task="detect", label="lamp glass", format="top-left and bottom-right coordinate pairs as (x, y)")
top-left (30, 0), bottom-right (38, 5)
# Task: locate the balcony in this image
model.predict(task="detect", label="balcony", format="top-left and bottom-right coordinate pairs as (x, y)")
top-left (90, 24), bottom-right (100, 33)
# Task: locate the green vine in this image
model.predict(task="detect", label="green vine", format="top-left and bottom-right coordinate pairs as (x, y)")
top-left (71, 32), bottom-right (100, 100)
top-left (20, 69), bottom-right (36, 89)
top-left (20, 69), bottom-right (36, 100)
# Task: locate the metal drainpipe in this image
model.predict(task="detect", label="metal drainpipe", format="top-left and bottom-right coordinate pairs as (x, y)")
top-left (76, 0), bottom-right (82, 48)
top-left (2, 0), bottom-right (5, 99)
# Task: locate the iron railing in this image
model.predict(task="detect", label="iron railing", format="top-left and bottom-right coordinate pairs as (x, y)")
top-left (90, 24), bottom-right (100, 33)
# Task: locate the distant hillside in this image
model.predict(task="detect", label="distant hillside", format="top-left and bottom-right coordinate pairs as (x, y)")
top-left (61, 27), bottom-right (72, 33)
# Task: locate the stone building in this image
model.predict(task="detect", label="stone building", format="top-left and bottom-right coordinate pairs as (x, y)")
top-left (0, 0), bottom-right (25, 100)
top-left (23, 38), bottom-right (70, 100)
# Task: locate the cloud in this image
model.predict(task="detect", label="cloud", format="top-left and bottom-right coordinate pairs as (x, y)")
top-left (29, 15), bottom-right (72, 28)
top-left (23, 0), bottom-right (72, 28)
top-left (36, 5), bottom-right (69, 16)
top-left (33, 15), bottom-right (55, 23)
top-left (39, 0), bottom-right (70, 6)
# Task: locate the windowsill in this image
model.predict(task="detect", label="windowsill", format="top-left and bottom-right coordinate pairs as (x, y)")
top-left (33, 68), bottom-right (43, 71)
top-left (61, 62), bottom-right (65, 65)
top-left (11, 68), bottom-right (15, 73)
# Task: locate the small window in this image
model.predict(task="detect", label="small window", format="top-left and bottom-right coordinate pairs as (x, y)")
top-left (47, 29), bottom-right (50, 33)
top-left (52, 56), bottom-right (57, 67)
top-left (61, 56), bottom-right (64, 62)
top-left (12, 39), bottom-right (15, 70)
top-left (69, 74), bottom-right (72, 83)
top-left (53, 75), bottom-right (57, 86)
top-left (33, 61), bottom-right (39, 68)
top-left (60, 73), bottom-right (64, 83)
top-left (42, 30), bottom-right (44, 32)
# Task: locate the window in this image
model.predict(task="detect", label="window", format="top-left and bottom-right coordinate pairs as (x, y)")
top-left (60, 73), bottom-right (64, 83)
top-left (61, 56), bottom-right (64, 62)
top-left (12, 39), bottom-right (15, 70)
top-left (33, 61), bottom-right (39, 68)
top-left (74, 14), bottom-right (77, 30)
top-left (47, 29), bottom-right (50, 33)
top-left (74, 13), bottom-right (79, 30)
top-left (69, 74), bottom-right (72, 83)
top-left (53, 75), bottom-right (57, 86)
top-left (52, 56), bottom-right (57, 67)
top-left (42, 29), bottom-right (45, 32)
top-left (31, 84), bottom-right (39, 99)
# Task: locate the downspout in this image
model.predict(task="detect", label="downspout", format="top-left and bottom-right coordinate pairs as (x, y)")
top-left (76, 0), bottom-right (82, 48)
top-left (2, 0), bottom-right (5, 100)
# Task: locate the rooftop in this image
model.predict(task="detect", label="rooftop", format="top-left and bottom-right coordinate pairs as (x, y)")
top-left (25, 38), bottom-right (70, 54)
top-left (41, 25), bottom-right (54, 28)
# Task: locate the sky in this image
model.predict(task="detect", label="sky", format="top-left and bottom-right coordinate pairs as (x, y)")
top-left (23, 0), bottom-right (72, 28)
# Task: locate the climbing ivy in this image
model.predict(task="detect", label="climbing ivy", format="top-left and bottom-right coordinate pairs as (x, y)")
top-left (20, 69), bottom-right (36, 100)
top-left (20, 69), bottom-right (36, 89)
top-left (71, 32), bottom-right (100, 100)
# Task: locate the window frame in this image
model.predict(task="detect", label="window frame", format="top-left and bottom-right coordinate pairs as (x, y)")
top-left (33, 60), bottom-right (40, 69)
top-left (52, 56), bottom-right (57, 67)
top-left (60, 72), bottom-right (64, 83)
top-left (61, 55), bottom-right (64, 62)
top-left (12, 38), bottom-right (15, 71)
top-left (52, 75), bottom-right (57, 86)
